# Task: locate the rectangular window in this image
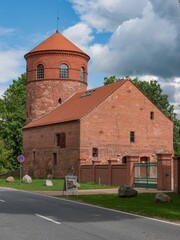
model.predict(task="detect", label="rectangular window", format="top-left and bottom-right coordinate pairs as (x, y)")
top-left (32, 151), bottom-right (35, 163)
top-left (92, 148), bottom-right (98, 157)
top-left (56, 134), bottom-right (61, 146)
top-left (150, 111), bottom-right (154, 120)
top-left (56, 132), bottom-right (66, 148)
top-left (130, 131), bottom-right (135, 143)
top-left (53, 153), bottom-right (58, 165)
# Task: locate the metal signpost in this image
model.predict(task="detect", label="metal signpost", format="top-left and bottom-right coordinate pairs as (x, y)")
top-left (17, 155), bottom-right (25, 184)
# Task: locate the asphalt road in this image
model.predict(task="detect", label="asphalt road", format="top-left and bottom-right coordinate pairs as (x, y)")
top-left (0, 187), bottom-right (179, 240)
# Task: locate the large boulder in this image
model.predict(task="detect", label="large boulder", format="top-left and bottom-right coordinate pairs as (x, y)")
top-left (118, 185), bottom-right (138, 197)
top-left (44, 179), bottom-right (53, 187)
top-left (6, 176), bottom-right (15, 182)
top-left (22, 175), bottom-right (32, 184)
top-left (155, 193), bottom-right (171, 203)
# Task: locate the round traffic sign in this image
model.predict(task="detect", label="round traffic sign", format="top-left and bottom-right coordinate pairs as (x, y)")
top-left (17, 155), bottom-right (25, 163)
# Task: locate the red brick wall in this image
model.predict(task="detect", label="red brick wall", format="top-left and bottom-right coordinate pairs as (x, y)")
top-left (80, 166), bottom-right (93, 183)
top-left (157, 154), bottom-right (172, 190)
top-left (23, 121), bottom-right (80, 178)
top-left (111, 165), bottom-right (128, 186)
top-left (80, 81), bottom-right (174, 163)
top-left (79, 163), bottom-right (128, 186)
top-left (95, 165), bottom-right (109, 184)
top-left (26, 51), bottom-right (89, 123)
top-left (174, 157), bottom-right (180, 193)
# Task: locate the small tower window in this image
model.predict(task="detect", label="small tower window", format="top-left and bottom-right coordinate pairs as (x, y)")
top-left (80, 67), bottom-right (85, 81)
top-left (130, 131), bottom-right (135, 143)
top-left (60, 64), bottom-right (68, 79)
top-left (150, 111), bottom-right (154, 120)
top-left (37, 64), bottom-right (44, 79)
top-left (58, 98), bottom-right (62, 104)
top-left (92, 148), bottom-right (98, 157)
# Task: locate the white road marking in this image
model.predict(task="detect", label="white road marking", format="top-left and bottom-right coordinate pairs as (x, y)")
top-left (35, 214), bottom-right (61, 225)
top-left (0, 199), bottom-right (5, 202)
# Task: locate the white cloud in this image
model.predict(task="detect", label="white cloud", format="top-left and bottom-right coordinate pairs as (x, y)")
top-left (0, 85), bottom-right (8, 98)
top-left (0, 49), bottom-right (26, 83)
top-left (0, 27), bottom-right (15, 35)
top-left (0, 26), bottom-right (26, 84)
top-left (69, 0), bottom-right (180, 119)
top-left (62, 22), bottom-right (94, 51)
top-left (70, 0), bottom-right (180, 78)
top-left (88, 1), bottom-right (178, 77)
top-left (70, 0), bottom-right (148, 32)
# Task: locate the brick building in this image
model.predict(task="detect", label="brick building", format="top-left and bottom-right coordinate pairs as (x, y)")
top-left (23, 31), bottom-right (174, 190)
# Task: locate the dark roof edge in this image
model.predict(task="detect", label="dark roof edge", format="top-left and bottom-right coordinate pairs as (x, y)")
top-left (23, 119), bottom-right (80, 130)
top-left (24, 49), bottom-right (90, 60)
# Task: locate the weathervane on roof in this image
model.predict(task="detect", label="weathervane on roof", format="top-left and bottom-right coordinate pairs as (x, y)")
top-left (56, 10), bottom-right (59, 33)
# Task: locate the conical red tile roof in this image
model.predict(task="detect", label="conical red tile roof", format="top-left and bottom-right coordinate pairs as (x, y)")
top-left (26, 31), bottom-right (89, 57)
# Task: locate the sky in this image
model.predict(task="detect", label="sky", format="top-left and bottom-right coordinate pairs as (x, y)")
top-left (0, 0), bottom-right (180, 118)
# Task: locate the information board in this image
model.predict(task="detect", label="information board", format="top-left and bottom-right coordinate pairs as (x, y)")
top-left (64, 176), bottom-right (78, 192)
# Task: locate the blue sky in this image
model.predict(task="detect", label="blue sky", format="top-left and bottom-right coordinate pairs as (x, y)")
top-left (0, 0), bottom-right (180, 118)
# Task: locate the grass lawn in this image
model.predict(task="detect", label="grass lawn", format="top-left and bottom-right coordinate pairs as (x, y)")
top-left (67, 193), bottom-right (180, 222)
top-left (0, 178), bottom-right (115, 191)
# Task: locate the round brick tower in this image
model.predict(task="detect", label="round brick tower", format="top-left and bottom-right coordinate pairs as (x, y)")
top-left (24, 31), bottom-right (90, 124)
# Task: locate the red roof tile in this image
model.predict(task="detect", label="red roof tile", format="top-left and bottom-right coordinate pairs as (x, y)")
top-left (24, 80), bottom-right (127, 129)
top-left (26, 32), bottom-right (89, 57)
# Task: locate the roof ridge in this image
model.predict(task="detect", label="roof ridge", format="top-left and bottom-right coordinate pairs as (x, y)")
top-left (79, 79), bottom-right (128, 119)
top-left (23, 79), bottom-right (129, 129)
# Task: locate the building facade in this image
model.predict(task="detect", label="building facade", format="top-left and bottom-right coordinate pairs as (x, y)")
top-left (22, 32), bottom-right (174, 190)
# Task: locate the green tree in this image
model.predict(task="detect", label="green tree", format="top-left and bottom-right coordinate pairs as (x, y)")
top-left (104, 75), bottom-right (119, 85)
top-left (0, 139), bottom-right (12, 173)
top-left (174, 119), bottom-right (180, 156)
top-left (103, 76), bottom-right (180, 156)
top-left (0, 73), bottom-right (26, 170)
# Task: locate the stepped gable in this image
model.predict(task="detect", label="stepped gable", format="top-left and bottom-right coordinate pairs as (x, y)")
top-left (24, 80), bottom-right (127, 129)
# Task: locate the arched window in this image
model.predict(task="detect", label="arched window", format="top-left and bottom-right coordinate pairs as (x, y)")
top-left (122, 156), bottom-right (127, 164)
top-left (80, 67), bottom-right (85, 81)
top-left (60, 64), bottom-right (68, 79)
top-left (37, 64), bottom-right (44, 79)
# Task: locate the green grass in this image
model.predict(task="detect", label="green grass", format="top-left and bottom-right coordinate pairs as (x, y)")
top-left (68, 193), bottom-right (180, 222)
top-left (0, 178), bottom-right (115, 191)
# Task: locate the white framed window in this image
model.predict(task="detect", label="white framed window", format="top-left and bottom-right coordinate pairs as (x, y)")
top-left (60, 64), bottom-right (68, 79)
top-left (37, 64), bottom-right (44, 79)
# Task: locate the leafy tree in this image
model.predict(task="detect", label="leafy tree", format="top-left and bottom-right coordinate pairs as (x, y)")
top-left (174, 119), bottom-right (180, 156)
top-left (0, 139), bottom-right (12, 173)
top-left (104, 76), bottom-right (180, 156)
top-left (104, 75), bottom-right (119, 85)
top-left (0, 73), bottom-right (26, 170)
